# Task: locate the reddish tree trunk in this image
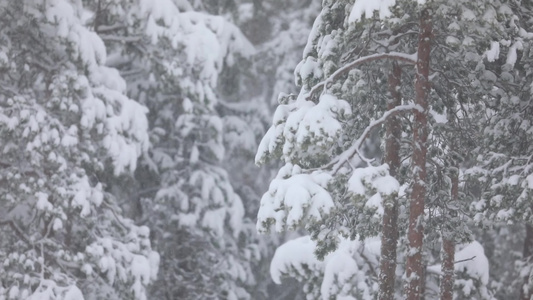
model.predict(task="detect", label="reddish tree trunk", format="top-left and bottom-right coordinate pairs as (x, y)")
top-left (378, 62), bottom-right (402, 300)
top-left (405, 8), bottom-right (432, 300)
top-left (440, 170), bottom-right (458, 300)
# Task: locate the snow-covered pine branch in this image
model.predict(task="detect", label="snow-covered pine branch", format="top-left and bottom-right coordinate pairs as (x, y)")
top-left (329, 103), bottom-right (422, 174)
top-left (305, 52), bottom-right (417, 100)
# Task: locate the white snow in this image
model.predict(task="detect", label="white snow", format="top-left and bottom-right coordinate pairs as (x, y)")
top-left (9, 286), bottom-right (19, 299)
top-left (462, 9), bottom-right (476, 21)
top-left (148, 251), bottom-right (160, 281)
top-left (84, 224), bottom-right (159, 300)
top-left (256, 93), bottom-right (351, 164)
top-left (506, 41), bottom-right (523, 67)
top-left (303, 10), bottom-right (323, 59)
top-left (138, 0), bottom-right (254, 90)
top-left (71, 175), bottom-right (104, 217)
top-left (349, 0), bottom-right (397, 22)
top-left (457, 241), bottom-right (489, 284)
top-left (36, 192), bottom-right (53, 211)
top-left (270, 236), bottom-right (321, 284)
top-left (52, 218), bottom-right (63, 231)
top-left (348, 0), bottom-right (427, 22)
top-left (430, 107), bottom-right (448, 124)
top-left (348, 164), bottom-right (400, 196)
top-left (257, 163), bottom-right (334, 233)
top-left (428, 241), bottom-right (490, 285)
top-left (526, 174), bottom-right (533, 189)
top-left (228, 194), bottom-right (245, 238)
top-left (201, 208), bottom-right (227, 236)
top-left (486, 41), bottom-right (500, 62)
top-left (25, 280), bottom-right (85, 300)
top-left (131, 254), bottom-right (151, 285)
top-left (270, 236), bottom-right (380, 299)
top-left (365, 193), bottom-right (384, 216)
top-left (295, 56), bottom-right (323, 81)
top-left (64, 286), bottom-right (84, 300)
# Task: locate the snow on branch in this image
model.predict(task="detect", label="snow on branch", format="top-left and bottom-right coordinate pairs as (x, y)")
top-left (256, 163), bottom-right (334, 233)
top-left (348, 0), bottom-right (428, 22)
top-left (270, 235), bottom-right (381, 299)
top-left (348, 164), bottom-right (400, 197)
top-left (349, 0), bottom-right (397, 21)
top-left (427, 241), bottom-right (489, 284)
top-left (306, 52), bottom-right (417, 99)
top-left (328, 103), bottom-right (422, 174)
top-left (255, 94), bottom-right (351, 165)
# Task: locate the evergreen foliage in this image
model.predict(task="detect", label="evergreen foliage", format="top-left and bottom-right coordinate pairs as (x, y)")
top-left (1, 0), bottom-right (533, 299)
top-left (256, 0), bottom-right (533, 299)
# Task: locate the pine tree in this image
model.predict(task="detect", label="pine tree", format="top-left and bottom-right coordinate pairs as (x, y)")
top-left (256, 0), bottom-right (417, 298)
top-left (255, 0), bottom-right (530, 299)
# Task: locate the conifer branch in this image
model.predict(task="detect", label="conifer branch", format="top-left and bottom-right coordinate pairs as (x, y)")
top-left (454, 256), bottom-right (476, 264)
top-left (326, 104), bottom-right (421, 174)
top-left (306, 52), bottom-right (417, 99)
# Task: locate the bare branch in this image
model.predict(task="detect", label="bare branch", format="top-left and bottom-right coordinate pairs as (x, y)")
top-left (455, 255), bottom-right (476, 264)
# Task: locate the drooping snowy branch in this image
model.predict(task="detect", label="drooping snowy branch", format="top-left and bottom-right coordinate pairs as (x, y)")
top-left (257, 163), bottom-right (334, 233)
top-left (255, 93), bottom-right (352, 166)
top-left (270, 235), bottom-right (381, 300)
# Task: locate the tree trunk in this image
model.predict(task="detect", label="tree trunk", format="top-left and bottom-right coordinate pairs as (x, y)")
top-left (378, 62), bottom-right (402, 300)
top-left (440, 169), bottom-right (458, 300)
top-left (520, 221), bottom-right (533, 300)
top-left (405, 7), bottom-right (432, 300)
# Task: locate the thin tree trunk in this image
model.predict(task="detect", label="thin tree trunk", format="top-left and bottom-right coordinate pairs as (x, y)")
top-left (378, 62), bottom-right (402, 300)
top-left (520, 221), bottom-right (533, 300)
top-left (440, 169), bottom-right (458, 300)
top-left (405, 7), bottom-right (432, 300)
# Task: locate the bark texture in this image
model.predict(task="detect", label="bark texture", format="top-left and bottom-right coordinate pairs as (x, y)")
top-left (378, 62), bottom-right (402, 300)
top-left (405, 8), bottom-right (432, 300)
